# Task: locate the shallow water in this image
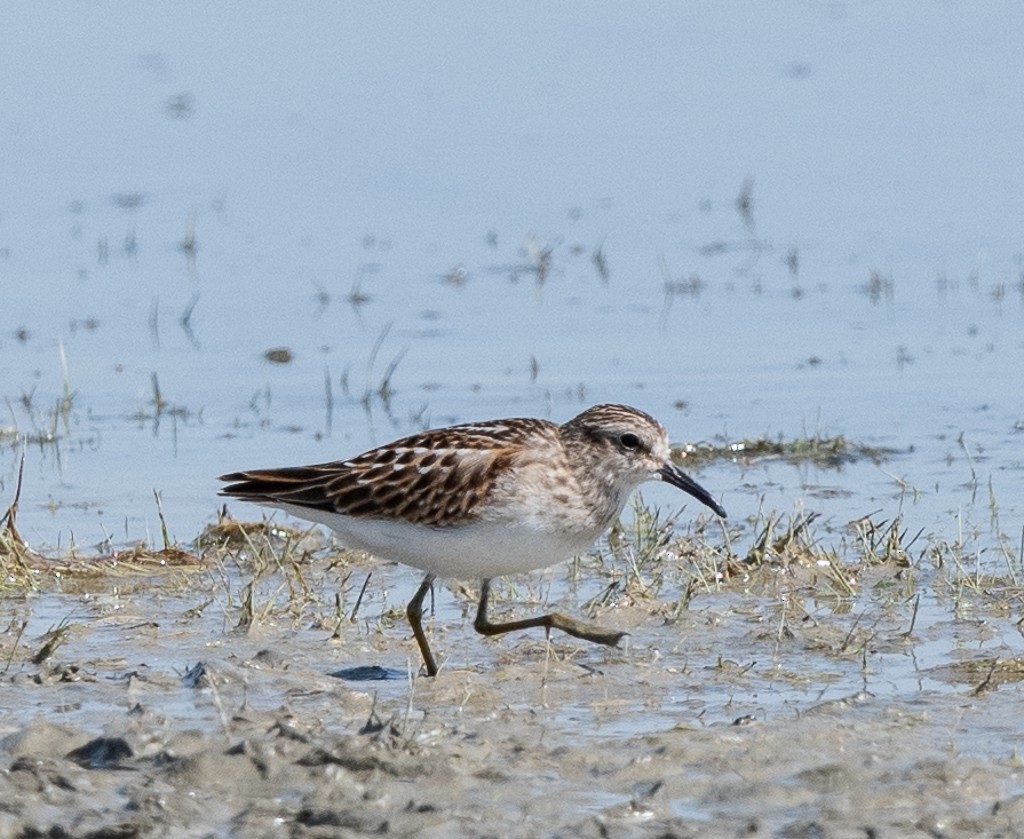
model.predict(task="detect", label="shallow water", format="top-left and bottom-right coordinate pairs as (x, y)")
top-left (3, 3), bottom-right (1024, 835)
top-left (3, 1), bottom-right (1022, 549)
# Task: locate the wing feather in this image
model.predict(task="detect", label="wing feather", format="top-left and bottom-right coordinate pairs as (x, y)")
top-left (218, 418), bottom-right (555, 526)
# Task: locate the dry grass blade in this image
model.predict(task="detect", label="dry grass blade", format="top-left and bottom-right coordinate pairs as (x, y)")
top-left (0, 453), bottom-right (27, 547)
top-left (32, 617), bottom-right (74, 664)
top-left (746, 511), bottom-right (821, 567)
top-left (0, 454), bottom-right (44, 590)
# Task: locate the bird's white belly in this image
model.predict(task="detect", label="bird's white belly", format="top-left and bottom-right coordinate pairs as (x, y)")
top-left (274, 503), bottom-right (597, 579)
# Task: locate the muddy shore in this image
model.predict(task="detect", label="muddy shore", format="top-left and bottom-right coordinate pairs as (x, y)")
top-left (3, 541), bottom-right (1024, 838)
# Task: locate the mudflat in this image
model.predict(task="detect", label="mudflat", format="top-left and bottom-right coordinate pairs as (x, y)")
top-left (3, 513), bottom-right (1023, 837)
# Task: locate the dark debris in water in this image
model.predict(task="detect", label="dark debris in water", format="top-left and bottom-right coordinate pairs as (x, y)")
top-left (181, 661), bottom-right (209, 689)
top-left (263, 347), bottom-right (294, 364)
top-left (331, 665), bottom-right (402, 682)
top-left (66, 736), bottom-right (134, 770)
top-left (675, 434), bottom-right (899, 469)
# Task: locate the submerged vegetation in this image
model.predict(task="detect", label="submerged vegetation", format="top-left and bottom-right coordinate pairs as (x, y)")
top-left (674, 433), bottom-right (898, 469)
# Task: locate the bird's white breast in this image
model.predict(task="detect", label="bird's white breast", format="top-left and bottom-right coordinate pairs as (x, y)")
top-left (272, 503), bottom-right (599, 579)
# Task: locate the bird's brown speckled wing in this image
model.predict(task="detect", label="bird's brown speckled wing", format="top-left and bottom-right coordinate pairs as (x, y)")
top-left (219, 418), bottom-right (556, 526)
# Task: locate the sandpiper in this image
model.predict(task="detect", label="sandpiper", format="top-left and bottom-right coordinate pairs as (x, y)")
top-left (219, 403), bottom-right (726, 675)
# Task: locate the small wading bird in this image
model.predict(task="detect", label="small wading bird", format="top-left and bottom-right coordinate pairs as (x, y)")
top-left (219, 404), bottom-right (726, 676)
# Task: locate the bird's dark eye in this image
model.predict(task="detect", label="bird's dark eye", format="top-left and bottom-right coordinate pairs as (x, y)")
top-left (619, 432), bottom-right (642, 450)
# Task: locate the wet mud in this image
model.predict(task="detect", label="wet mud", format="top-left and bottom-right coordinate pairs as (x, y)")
top-left (3, 549), bottom-right (1024, 839)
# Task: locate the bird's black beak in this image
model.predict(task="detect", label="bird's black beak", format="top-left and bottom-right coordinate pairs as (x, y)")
top-left (659, 463), bottom-right (727, 518)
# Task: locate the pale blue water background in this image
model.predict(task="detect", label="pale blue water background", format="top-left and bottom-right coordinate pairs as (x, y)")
top-left (2, 2), bottom-right (1022, 555)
